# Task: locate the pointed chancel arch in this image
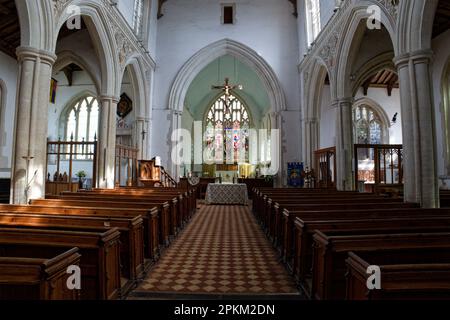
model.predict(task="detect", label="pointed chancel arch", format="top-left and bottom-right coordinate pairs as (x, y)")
top-left (168, 39), bottom-right (286, 179)
top-left (169, 39), bottom-right (286, 114)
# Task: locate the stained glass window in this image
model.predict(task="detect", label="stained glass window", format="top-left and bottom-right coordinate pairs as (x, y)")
top-left (204, 94), bottom-right (250, 163)
top-left (353, 105), bottom-right (384, 145)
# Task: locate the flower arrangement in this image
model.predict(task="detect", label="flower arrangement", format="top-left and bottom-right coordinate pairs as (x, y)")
top-left (75, 170), bottom-right (87, 179)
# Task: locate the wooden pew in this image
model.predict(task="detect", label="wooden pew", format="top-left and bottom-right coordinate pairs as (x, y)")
top-left (281, 204), bottom-right (423, 263)
top-left (293, 214), bottom-right (450, 294)
top-left (0, 211), bottom-right (145, 286)
top-left (1, 203), bottom-right (160, 264)
top-left (251, 188), bottom-right (359, 216)
top-left (0, 247), bottom-right (81, 300)
top-left (260, 194), bottom-right (397, 228)
top-left (312, 231), bottom-right (450, 300)
top-left (78, 187), bottom-right (197, 223)
top-left (256, 193), bottom-right (390, 227)
top-left (30, 199), bottom-right (165, 255)
top-left (55, 193), bottom-right (179, 241)
top-left (440, 190), bottom-right (450, 208)
top-left (345, 251), bottom-right (450, 300)
top-left (0, 227), bottom-right (121, 300)
top-left (269, 200), bottom-right (412, 245)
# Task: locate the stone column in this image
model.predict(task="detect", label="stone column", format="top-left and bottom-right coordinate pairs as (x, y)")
top-left (11, 47), bottom-right (56, 204)
top-left (97, 96), bottom-right (119, 189)
top-left (334, 98), bottom-right (354, 191)
top-left (170, 109), bottom-right (183, 179)
top-left (394, 50), bottom-right (439, 207)
top-left (302, 117), bottom-right (319, 169)
top-left (269, 112), bottom-right (283, 187)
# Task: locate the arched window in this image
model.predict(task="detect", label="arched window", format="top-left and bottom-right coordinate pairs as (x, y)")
top-left (204, 94), bottom-right (250, 163)
top-left (305, 0), bottom-right (321, 45)
top-left (133, 0), bottom-right (144, 37)
top-left (62, 96), bottom-right (99, 142)
top-left (353, 105), bottom-right (385, 145)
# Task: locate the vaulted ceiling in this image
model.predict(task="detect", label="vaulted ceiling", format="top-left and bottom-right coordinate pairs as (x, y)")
top-left (185, 55), bottom-right (270, 121)
top-left (0, 0), bottom-right (20, 58)
top-left (158, 0), bottom-right (298, 19)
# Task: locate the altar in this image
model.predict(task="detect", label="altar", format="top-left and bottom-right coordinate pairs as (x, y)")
top-left (205, 183), bottom-right (249, 205)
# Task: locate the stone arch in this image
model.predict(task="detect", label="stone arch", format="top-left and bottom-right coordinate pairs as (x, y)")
top-left (396, 0), bottom-right (439, 54)
top-left (15, 0), bottom-right (55, 51)
top-left (54, 3), bottom-right (117, 97)
top-left (0, 79), bottom-right (6, 154)
top-left (53, 51), bottom-right (101, 95)
top-left (335, 3), bottom-right (397, 98)
top-left (441, 57), bottom-right (450, 175)
top-left (351, 52), bottom-right (396, 96)
top-left (120, 56), bottom-right (148, 120)
top-left (168, 39), bottom-right (286, 180)
top-left (168, 39), bottom-right (286, 114)
top-left (302, 58), bottom-right (332, 167)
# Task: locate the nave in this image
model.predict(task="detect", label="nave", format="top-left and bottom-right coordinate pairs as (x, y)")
top-left (130, 204), bottom-right (300, 299)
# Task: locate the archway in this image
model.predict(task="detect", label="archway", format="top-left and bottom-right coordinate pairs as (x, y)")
top-left (168, 39), bottom-right (286, 181)
top-left (441, 58), bottom-right (450, 175)
top-left (334, 9), bottom-right (400, 191)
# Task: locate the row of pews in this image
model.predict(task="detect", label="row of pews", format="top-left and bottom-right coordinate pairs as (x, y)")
top-left (252, 187), bottom-right (450, 300)
top-left (0, 186), bottom-right (197, 300)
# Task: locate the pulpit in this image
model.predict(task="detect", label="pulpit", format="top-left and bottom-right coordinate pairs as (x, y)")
top-left (138, 159), bottom-right (161, 187)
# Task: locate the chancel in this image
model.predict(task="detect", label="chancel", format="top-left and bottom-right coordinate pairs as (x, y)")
top-left (0, 0), bottom-right (449, 303)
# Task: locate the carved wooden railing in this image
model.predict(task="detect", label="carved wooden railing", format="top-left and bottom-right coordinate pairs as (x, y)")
top-left (314, 147), bottom-right (336, 189)
top-left (354, 144), bottom-right (403, 194)
top-left (115, 144), bottom-right (139, 187)
top-left (160, 167), bottom-right (178, 188)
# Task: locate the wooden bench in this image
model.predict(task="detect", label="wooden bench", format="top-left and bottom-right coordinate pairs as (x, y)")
top-left (269, 200), bottom-right (412, 245)
top-left (0, 211), bottom-right (145, 286)
top-left (0, 227), bottom-right (121, 300)
top-left (345, 251), bottom-right (450, 300)
top-left (78, 188), bottom-right (197, 223)
top-left (55, 193), bottom-right (179, 241)
top-left (0, 203), bottom-right (159, 264)
top-left (293, 215), bottom-right (450, 288)
top-left (0, 247), bottom-right (81, 300)
top-left (312, 231), bottom-right (450, 300)
top-left (29, 199), bottom-right (164, 256)
top-left (281, 204), bottom-right (425, 263)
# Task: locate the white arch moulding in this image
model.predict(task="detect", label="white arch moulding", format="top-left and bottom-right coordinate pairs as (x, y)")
top-left (167, 38), bottom-right (287, 181)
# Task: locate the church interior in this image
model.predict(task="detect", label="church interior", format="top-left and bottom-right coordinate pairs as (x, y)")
top-left (0, 0), bottom-right (450, 303)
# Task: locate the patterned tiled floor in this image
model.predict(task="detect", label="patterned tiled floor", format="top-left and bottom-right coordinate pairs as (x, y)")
top-left (129, 204), bottom-right (300, 298)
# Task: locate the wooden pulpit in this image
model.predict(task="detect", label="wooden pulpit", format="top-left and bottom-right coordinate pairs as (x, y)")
top-left (138, 159), bottom-right (161, 187)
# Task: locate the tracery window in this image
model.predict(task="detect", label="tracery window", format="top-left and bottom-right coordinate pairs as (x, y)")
top-left (305, 0), bottom-right (321, 45)
top-left (353, 105), bottom-right (384, 145)
top-left (204, 94), bottom-right (250, 164)
top-left (63, 96), bottom-right (99, 142)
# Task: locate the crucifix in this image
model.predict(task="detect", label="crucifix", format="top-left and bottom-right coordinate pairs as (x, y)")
top-left (211, 78), bottom-right (243, 113)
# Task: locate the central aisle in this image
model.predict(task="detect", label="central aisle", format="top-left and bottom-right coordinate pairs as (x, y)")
top-left (129, 204), bottom-right (301, 299)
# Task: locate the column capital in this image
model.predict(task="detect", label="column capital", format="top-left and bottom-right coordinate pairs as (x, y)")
top-left (331, 98), bottom-right (353, 108)
top-left (16, 46), bottom-right (57, 66)
top-left (393, 49), bottom-right (434, 68)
